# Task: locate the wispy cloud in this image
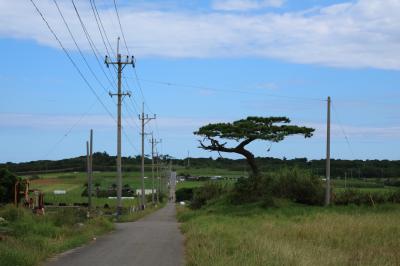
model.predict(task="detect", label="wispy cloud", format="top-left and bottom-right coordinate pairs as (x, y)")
top-left (212, 0), bottom-right (285, 11)
top-left (1, 113), bottom-right (398, 140)
top-left (256, 82), bottom-right (279, 90)
top-left (305, 122), bottom-right (400, 139)
top-left (0, 0), bottom-right (400, 69)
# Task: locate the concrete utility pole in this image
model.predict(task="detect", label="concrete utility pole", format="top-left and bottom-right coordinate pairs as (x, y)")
top-left (86, 141), bottom-right (90, 210)
top-left (187, 150), bottom-right (190, 168)
top-left (105, 37), bottom-right (134, 215)
top-left (89, 129), bottom-right (93, 211)
top-left (325, 96), bottom-right (331, 206)
top-left (149, 135), bottom-right (161, 204)
top-left (156, 152), bottom-right (160, 203)
top-left (139, 102), bottom-right (156, 209)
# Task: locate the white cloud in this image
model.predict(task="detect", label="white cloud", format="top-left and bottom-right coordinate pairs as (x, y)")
top-left (0, 0), bottom-right (400, 69)
top-left (1, 113), bottom-right (398, 140)
top-left (212, 0), bottom-right (285, 11)
top-left (305, 122), bottom-right (400, 139)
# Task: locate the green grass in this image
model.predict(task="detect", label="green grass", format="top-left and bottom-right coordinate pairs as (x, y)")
top-left (25, 171), bottom-right (166, 208)
top-left (0, 205), bottom-right (114, 266)
top-left (174, 166), bottom-right (246, 178)
top-left (118, 201), bottom-right (166, 222)
top-left (177, 200), bottom-right (400, 266)
top-left (0, 200), bottom-right (168, 266)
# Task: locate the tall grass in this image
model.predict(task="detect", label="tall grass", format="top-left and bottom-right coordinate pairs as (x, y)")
top-left (178, 202), bottom-right (400, 266)
top-left (0, 205), bottom-right (114, 266)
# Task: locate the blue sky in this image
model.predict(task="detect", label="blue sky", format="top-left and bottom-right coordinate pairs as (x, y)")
top-left (0, 0), bottom-right (399, 163)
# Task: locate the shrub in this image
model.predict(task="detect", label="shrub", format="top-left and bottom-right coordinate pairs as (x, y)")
top-left (0, 169), bottom-right (18, 203)
top-left (384, 179), bottom-right (400, 187)
top-left (334, 189), bottom-right (391, 206)
top-left (175, 188), bottom-right (194, 202)
top-left (229, 176), bottom-right (272, 205)
top-left (272, 168), bottom-right (325, 205)
top-left (191, 182), bottom-right (228, 209)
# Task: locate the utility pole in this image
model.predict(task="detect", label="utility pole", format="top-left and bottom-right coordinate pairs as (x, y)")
top-left (325, 96), bottom-right (331, 206)
top-left (156, 152), bottom-right (161, 203)
top-left (89, 129), bottom-right (93, 211)
top-left (105, 37), bottom-right (134, 216)
top-left (149, 135), bottom-right (161, 204)
top-left (139, 102), bottom-right (156, 209)
top-left (86, 141), bottom-right (90, 210)
top-left (187, 150), bottom-right (190, 168)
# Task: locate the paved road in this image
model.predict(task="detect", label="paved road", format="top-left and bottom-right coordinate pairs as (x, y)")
top-left (46, 203), bottom-right (184, 266)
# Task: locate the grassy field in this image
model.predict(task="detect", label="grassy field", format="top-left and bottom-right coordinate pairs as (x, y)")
top-left (177, 200), bottom-right (400, 266)
top-left (177, 177), bottom-right (400, 192)
top-left (175, 167), bottom-right (246, 178)
top-left (24, 171), bottom-right (166, 208)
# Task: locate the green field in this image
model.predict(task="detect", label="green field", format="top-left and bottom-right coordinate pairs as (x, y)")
top-left (178, 200), bottom-right (400, 266)
top-left (24, 171), bottom-right (167, 208)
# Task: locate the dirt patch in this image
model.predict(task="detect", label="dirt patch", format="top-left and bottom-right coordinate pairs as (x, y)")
top-left (31, 178), bottom-right (61, 185)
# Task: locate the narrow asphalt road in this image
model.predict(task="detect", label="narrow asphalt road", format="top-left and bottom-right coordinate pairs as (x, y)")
top-left (46, 203), bottom-right (184, 266)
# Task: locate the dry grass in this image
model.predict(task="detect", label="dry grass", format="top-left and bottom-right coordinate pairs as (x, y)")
top-left (178, 203), bottom-right (400, 266)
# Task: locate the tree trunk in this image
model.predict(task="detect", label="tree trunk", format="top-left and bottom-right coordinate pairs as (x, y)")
top-left (237, 148), bottom-right (259, 178)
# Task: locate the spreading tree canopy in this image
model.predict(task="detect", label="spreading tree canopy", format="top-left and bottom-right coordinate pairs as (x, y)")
top-left (194, 116), bottom-right (314, 177)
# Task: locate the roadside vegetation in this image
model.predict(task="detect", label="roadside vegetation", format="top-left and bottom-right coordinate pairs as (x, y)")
top-left (176, 168), bottom-right (400, 265)
top-left (174, 116), bottom-right (400, 266)
top-left (0, 201), bottom-right (165, 266)
top-left (177, 200), bottom-right (400, 266)
top-left (0, 205), bottom-right (112, 266)
top-left (0, 167), bottom-right (168, 266)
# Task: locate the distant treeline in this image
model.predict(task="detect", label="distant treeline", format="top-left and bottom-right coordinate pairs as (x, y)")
top-left (1, 152), bottom-right (399, 178)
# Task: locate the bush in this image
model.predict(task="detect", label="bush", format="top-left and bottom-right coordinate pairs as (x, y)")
top-left (175, 188), bottom-right (194, 202)
top-left (0, 169), bottom-right (18, 203)
top-left (334, 189), bottom-right (398, 206)
top-left (272, 168), bottom-right (325, 205)
top-left (229, 176), bottom-right (272, 205)
top-left (384, 179), bottom-right (400, 187)
top-left (191, 182), bottom-right (228, 209)
top-left (229, 169), bottom-right (324, 206)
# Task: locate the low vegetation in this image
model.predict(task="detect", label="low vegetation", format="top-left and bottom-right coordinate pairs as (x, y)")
top-left (178, 200), bottom-right (400, 266)
top-left (0, 205), bottom-right (113, 266)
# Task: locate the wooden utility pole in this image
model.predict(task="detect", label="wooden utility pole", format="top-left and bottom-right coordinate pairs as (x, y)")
top-left (105, 37), bottom-right (133, 215)
top-left (139, 102), bottom-right (156, 209)
top-left (149, 135), bottom-right (161, 204)
top-left (325, 96), bottom-right (331, 206)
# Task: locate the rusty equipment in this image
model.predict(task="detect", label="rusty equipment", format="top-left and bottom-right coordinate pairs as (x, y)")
top-left (14, 179), bottom-right (45, 214)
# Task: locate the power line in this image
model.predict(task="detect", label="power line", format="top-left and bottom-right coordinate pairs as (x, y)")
top-left (29, 0), bottom-right (115, 121)
top-left (90, 0), bottom-right (117, 58)
top-left (332, 103), bottom-right (356, 158)
top-left (42, 100), bottom-right (97, 159)
top-left (53, 0), bottom-right (109, 95)
top-left (31, 0), bottom-right (141, 163)
top-left (113, 0), bottom-right (130, 55)
top-left (111, 0), bottom-right (156, 120)
top-left (71, 0), bottom-right (117, 90)
top-left (137, 78), bottom-right (326, 102)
